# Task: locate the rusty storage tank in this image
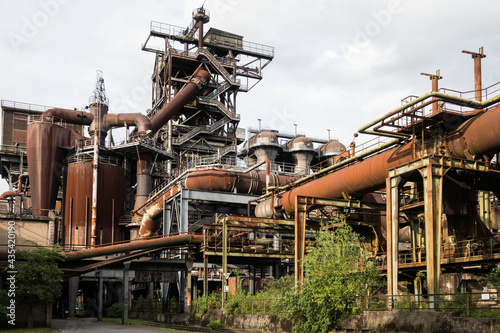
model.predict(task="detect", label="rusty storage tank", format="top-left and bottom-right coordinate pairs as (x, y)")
top-left (63, 155), bottom-right (127, 247)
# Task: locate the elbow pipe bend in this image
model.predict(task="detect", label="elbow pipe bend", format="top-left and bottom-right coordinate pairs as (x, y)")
top-left (101, 113), bottom-right (152, 135)
top-left (42, 108), bottom-right (94, 125)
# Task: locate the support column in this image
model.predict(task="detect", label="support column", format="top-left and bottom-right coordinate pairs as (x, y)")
top-left (178, 271), bottom-right (186, 311)
top-left (161, 201), bottom-right (172, 298)
top-left (294, 196), bottom-right (308, 287)
top-left (192, 277), bottom-right (198, 303)
top-left (97, 271), bottom-right (103, 321)
top-left (184, 260), bottom-right (193, 313)
top-left (203, 253), bottom-right (208, 296)
top-left (68, 276), bottom-right (79, 317)
top-left (386, 174), bottom-right (402, 307)
top-left (222, 218), bottom-right (228, 304)
top-left (479, 191), bottom-right (491, 231)
top-left (122, 263), bottom-right (131, 325)
top-left (180, 190), bottom-right (189, 233)
top-left (420, 164), bottom-right (444, 308)
top-left (148, 282), bottom-right (154, 314)
top-left (163, 201), bottom-right (172, 235)
top-left (249, 265), bottom-right (255, 296)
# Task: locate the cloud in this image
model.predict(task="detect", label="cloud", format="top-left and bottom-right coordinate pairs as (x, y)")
top-left (2, 0), bottom-right (500, 192)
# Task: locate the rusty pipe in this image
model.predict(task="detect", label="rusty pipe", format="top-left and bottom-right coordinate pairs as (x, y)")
top-left (150, 68), bottom-right (211, 134)
top-left (446, 104), bottom-right (500, 159)
top-left (135, 168), bottom-right (297, 237)
top-left (102, 113), bottom-right (152, 135)
top-left (42, 108), bottom-right (94, 125)
top-left (184, 169), bottom-right (297, 195)
top-left (257, 104), bottom-right (500, 217)
top-left (265, 159), bottom-right (270, 193)
top-left (138, 200), bottom-right (164, 238)
top-left (0, 174), bottom-right (28, 199)
top-left (133, 153), bottom-right (153, 222)
top-left (0, 191), bottom-right (22, 199)
top-left (63, 233), bottom-right (202, 261)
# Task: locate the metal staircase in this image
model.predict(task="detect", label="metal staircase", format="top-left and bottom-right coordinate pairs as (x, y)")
top-left (198, 96), bottom-right (240, 121)
top-left (188, 216), bottom-right (216, 232)
top-left (196, 48), bottom-right (236, 84)
top-left (172, 117), bottom-right (230, 145)
top-left (207, 80), bottom-right (232, 99)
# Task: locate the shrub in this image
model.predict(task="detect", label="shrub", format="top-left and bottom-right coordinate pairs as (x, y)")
top-left (106, 302), bottom-right (122, 318)
top-left (193, 293), bottom-right (221, 316)
top-left (207, 319), bottom-right (222, 330)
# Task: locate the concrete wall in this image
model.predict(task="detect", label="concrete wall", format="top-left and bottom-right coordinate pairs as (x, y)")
top-left (0, 216), bottom-right (55, 251)
top-left (153, 310), bottom-right (292, 333)
top-left (148, 308), bottom-right (500, 332)
top-left (341, 311), bottom-right (500, 333)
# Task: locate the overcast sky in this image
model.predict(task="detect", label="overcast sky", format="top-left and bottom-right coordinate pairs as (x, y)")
top-left (1, 0), bottom-right (500, 189)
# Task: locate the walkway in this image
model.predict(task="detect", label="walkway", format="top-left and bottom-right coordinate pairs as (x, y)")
top-left (52, 318), bottom-right (191, 333)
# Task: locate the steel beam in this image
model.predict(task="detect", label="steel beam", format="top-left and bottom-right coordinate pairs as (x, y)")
top-left (420, 163), bottom-right (444, 309)
top-left (386, 174), bottom-right (402, 307)
top-left (294, 196), bottom-right (308, 287)
top-left (181, 189), bottom-right (258, 205)
top-left (479, 191), bottom-right (492, 230)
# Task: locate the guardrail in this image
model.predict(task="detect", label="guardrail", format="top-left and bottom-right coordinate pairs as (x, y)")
top-left (27, 115), bottom-right (67, 128)
top-left (363, 291), bottom-right (499, 315)
top-left (1, 99), bottom-right (55, 112)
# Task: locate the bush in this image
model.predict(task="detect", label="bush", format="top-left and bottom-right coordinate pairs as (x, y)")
top-left (207, 319), bottom-right (222, 330)
top-left (131, 295), bottom-right (146, 314)
top-left (106, 302), bottom-right (122, 318)
top-left (193, 293), bottom-right (221, 316)
top-left (442, 293), bottom-right (478, 317)
top-left (0, 289), bottom-right (9, 327)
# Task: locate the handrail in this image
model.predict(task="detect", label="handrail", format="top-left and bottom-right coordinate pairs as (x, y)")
top-left (172, 117), bottom-right (230, 145)
top-left (27, 115), bottom-right (67, 128)
top-left (198, 96), bottom-right (240, 120)
top-left (1, 99), bottom-right (56, 112)
top-left (359, 89), bottom-right (500, 138)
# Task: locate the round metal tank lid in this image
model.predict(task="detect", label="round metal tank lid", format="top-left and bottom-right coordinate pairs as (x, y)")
top-left (321, 139), bottom-right (346, 156)
top-left (250, 130), bottom-right (280, 148)
top-left (287, 135), bottom-right (316, 153)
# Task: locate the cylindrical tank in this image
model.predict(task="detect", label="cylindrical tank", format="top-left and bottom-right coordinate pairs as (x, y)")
top-left (64, 158), bottom-right (126, 247)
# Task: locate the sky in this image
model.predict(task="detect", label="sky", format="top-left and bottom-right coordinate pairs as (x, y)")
top-left (1, 0), bottom-right (500, 189)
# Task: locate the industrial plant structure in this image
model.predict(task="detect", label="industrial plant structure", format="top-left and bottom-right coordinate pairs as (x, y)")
top-left (1, 7), bottom-right (500, 320)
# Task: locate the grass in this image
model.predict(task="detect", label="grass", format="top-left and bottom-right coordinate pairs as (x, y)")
top-left (101, 317), bottom-right (204, 332)
top-left (0, 328), bottom-right (57, 333)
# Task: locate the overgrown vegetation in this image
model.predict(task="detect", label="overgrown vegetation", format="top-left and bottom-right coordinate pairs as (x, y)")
top-left (17, 245), bottom-right (64, 328)
top-left (280, 222), bottom-right (380, 332)
top-left (207, 319), bottom-right (222, 330)
top-left (106, 302), bottom-right (123, 318)
top-left (0, 289), bottom-right (9, 327)
top-left (194, 220), bottom-right (380, 333)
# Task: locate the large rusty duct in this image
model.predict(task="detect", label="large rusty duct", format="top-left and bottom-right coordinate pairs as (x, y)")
top-left (27, 109), bottom-right (92, 216)
top-left (256, 96), bottom-right (500, 217)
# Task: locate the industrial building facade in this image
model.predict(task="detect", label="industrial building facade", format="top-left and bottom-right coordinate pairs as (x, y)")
top-left (1, 7), bottom-right (500, 322)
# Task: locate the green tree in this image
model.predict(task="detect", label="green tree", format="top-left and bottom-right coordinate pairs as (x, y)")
top-left (281, 220), bottom-right (380, 333)
top-left (17, 245), bottom-right (64, 328)
top-left (484, 267), bottom-right (500, 288)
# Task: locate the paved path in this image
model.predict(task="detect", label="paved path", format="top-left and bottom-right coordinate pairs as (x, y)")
top-left (52, 318), bottom-right (186, 333)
